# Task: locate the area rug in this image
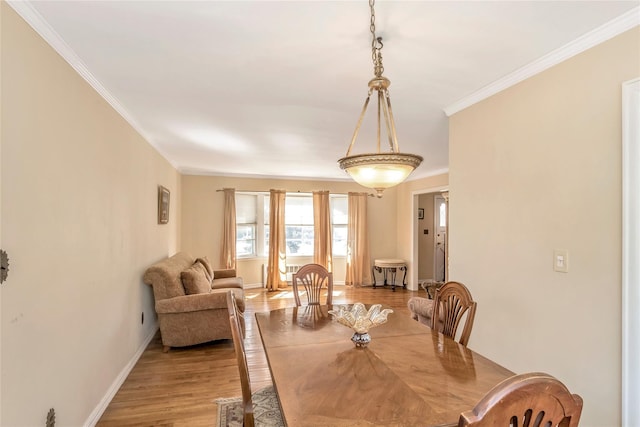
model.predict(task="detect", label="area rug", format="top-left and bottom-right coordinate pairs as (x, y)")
top-left (215, 386), bottom-right (284, 427)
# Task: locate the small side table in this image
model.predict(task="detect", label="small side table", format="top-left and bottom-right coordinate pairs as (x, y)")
top-left (372, 259), bottom-right (407, 291)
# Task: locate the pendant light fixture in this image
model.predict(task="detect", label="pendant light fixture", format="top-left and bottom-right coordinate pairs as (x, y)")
top-left (338, 0), bottom-right (423, 198)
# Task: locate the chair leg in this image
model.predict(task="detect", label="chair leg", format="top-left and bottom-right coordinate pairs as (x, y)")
top-left (163, 345), bottom-right (170, 353)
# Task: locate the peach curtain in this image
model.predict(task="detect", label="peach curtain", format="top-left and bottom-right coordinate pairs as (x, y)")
top-left (313, 190), bottom-right (333, 272)
top-left (221, 188), bottom-right (236, 269)
top-left (345, 192), bottom-right (372, 287)
top-left (266, 189), bottom-right (287, 291)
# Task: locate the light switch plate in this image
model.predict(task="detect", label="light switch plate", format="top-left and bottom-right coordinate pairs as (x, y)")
top-left (553, 249), bottom-right (569, 273)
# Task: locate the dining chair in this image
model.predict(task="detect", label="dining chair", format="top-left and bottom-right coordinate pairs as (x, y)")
top-left (431, 281), bottom-right (477, 346)
top-left (458, 372), bottom-right (583, 427)
top-left (226, 291), bottom-right (283, 427)
top-left (292, 263), bottom-right (333, 306)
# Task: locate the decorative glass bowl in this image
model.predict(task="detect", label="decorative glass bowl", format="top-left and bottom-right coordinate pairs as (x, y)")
top-left (328, 303), bottom-right (393, 348)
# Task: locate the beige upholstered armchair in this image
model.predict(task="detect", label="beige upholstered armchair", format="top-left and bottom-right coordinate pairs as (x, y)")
top-left (408, 281), bottom-right (476, 346)
top-left (143, 252), bottom-right (245, 352)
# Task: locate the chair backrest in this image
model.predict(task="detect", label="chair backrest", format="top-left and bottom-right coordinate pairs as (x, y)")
top-left (226, 291), bottom-right (254, 427)
top-left (292, 263), bottom-right (333, 306)
top-left (458, 372), bottom-right (583, 427)
top-left (431, 281), bottom-right (477, 346)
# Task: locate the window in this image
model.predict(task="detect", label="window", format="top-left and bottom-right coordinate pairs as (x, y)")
top-left (264, 195), bottom-right (270, 256)
top-left (284, 196), bottom-right (314, 256)
top-left (331, 195), bottom-right (348, 256)
top-left (439, 200), bottom-right (447, 227)
top-left (238, 192), bottom-right (348, 258)
top-left (235, 194), bottom-right (257, 258)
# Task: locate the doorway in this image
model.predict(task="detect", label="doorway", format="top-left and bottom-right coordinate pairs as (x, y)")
top-left (411, 186), bottom-right (448, 291)
top-left (434, 194), bottom-right (447, 282)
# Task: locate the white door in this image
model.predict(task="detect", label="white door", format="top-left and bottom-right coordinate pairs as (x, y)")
top-left (434, 195), bottom-right (447, 282)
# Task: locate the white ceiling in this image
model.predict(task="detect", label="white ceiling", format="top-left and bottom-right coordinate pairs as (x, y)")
top-left (11, 1), bottom-right (640, 182)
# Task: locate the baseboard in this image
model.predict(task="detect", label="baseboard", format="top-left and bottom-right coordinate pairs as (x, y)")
top-left (84, 324), bottom-right (159, 427)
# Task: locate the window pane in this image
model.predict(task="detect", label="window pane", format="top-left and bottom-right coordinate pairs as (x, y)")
top-left (439, 202), bottom-right (447, 227)
top-left (331, 196), bottom-right (348, 225)
top-left (236, 224), bottom-right (254, 240)
top-left (236, 224), bottom-right (256, 257)
top-left (333, 225), bottom-right (347, 256)
top-left (285, 225), bottom-right (313, 256)
top-left (332, 195), bottom-right (348, 256)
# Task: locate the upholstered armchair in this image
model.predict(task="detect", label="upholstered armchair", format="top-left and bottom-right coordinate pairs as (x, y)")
top-left (407, 296), bottom-right (438, 327)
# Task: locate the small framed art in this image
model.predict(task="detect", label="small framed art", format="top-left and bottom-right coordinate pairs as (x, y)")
top-left (158, 186), bottom-right (170, 224)
top-left (418, 208), bottom-right (424, 220)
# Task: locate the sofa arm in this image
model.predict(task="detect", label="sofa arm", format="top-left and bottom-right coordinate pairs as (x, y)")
top-left (156, 292), bottom-right (229, 314)
top-left (214, 269), bottom-right (236, 279)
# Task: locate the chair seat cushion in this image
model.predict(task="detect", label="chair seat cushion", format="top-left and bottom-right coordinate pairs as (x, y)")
top-left (374, 258), bottom-right (406, 268)
top-left (212, 276), bottom-right (244, 290)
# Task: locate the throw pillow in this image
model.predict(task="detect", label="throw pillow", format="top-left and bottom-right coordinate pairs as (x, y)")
top-left (195, 256), bottom-right (214, 283)
top-left (181, 262), bottom-right (211, 294)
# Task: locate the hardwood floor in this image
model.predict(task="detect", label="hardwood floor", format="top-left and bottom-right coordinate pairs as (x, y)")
top-left (97, 286), bottom-right (419, 426)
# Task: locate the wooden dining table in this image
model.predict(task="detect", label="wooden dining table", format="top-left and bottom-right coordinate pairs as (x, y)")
top-left (255, 304), bottom-right (514, 427)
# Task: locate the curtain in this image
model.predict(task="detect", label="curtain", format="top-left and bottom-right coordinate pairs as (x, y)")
top-left (345, 192), bottom-right (372, 287)
top-left (266, 189), bottom-right (287, 291)
top-left (313, 190), bottom-right (333, 272)
top-left (221, 188), bottom-right (236, 269)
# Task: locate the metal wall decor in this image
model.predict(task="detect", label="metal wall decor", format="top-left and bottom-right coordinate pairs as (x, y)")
top-left (46, 408), bottom-right (56, 427)
top-left (1, 249), bottom-right (9, 284)
top-left (158, 186), bottom-right (170, 224)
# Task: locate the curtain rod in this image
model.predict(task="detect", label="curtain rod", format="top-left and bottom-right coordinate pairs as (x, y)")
top-left (215, 189), bottom-right (375, 197)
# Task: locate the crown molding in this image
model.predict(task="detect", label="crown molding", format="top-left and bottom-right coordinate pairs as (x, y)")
top-left (6, 0), bottom-right (180, 170)
top-left (444, 6), bottom-right (640, 117)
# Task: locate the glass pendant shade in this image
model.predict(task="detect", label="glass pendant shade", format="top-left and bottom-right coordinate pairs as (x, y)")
top-left (338, 153), bottom-right (423, 198)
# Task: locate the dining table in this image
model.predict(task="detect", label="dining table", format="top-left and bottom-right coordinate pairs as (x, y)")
top-left (255, 304), bottom-right (515, 427)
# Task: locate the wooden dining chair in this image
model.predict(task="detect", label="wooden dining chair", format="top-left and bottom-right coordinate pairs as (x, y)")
top-left (431, 281), bottom-right (477, 346)
top-left (226, 291), bottom-right (283, 427)
top-left (292, 263), bottom-right (333, 306)
top-left (226, 291), bottom-right (255, 427)
top-left (458, 372), bottom-right (583, 427)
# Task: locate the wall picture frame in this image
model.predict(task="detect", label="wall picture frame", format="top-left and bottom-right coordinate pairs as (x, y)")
top-left (158, 186), bottom-right (170, 224)
top-left (418, 208), bottom-right (424, 220)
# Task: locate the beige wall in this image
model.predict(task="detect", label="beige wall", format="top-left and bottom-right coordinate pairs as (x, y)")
top-left (449, 28), bottom-right (640, 426)
top-left (181, 175), bottom-right (401, 286)
top-left (1, 5), bottom-right (180, 425)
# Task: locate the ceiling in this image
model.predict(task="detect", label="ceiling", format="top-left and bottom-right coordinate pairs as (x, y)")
top-left (11, 1), bottom-right (639, 182)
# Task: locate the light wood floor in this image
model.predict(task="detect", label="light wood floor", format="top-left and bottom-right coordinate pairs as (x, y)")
top-left (97, 285), bottom-right (420, 426)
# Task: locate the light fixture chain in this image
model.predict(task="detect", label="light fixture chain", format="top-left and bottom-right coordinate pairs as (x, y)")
top-left (369, 0), bottom-right (384, 77)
